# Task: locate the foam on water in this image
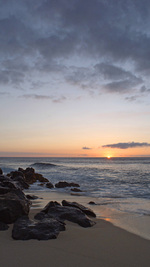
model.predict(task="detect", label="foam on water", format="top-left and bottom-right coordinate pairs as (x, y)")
top-left (0, 157), bottom-right (150, 217)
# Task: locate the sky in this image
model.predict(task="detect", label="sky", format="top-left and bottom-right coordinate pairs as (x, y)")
top-left (0, 0), bottom-right (150, 157)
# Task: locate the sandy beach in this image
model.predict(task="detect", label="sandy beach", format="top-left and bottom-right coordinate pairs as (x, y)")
top-left (0, 212), bottom-right (150, 267)
top-left (0, 192), bottom-right (150, 267)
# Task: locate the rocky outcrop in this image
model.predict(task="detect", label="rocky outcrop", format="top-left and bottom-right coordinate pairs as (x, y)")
top-left (0, 174), bottom-right (26, 191)
top-left (0, 172), bottom-right (30, 226)
top-left (35, 201), bottom-right (96, 228)
top-left (88, 201), bottom-right (96, 205)
top-left (62, 200), bottom-right (96, 217)
top-left (0, 188), bottom-right (31, 224)
top-left (46, 182), bottom-right (54, 189)
top-left (12, 216), bottom-right (65, 240)
top-left (0, 168), bottom-right (3, 175)
top-left (6, 167), bottom-right (54, 189)
top-left (17, 167), bottom-right (49, 184)
top-left (0, 221), bottom-right (9, 231)
top-left (26, 194), bottom-right (39, 200)
top-left (55, 181), bottom-right (80, 188)
top-left (71, 188), bottom-right (82, 192)
top-left (8, 171), bottom-right (29, 189)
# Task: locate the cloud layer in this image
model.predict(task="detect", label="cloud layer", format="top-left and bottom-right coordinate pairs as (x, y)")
top-left (0, 0), bottom-right (150, 101)
top-left (82, 147), bottom-right (92, 150)
top-left (102, 142), bottom-right (150, 149)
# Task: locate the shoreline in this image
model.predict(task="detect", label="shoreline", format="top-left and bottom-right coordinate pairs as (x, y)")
top-left (27, 189), bottom-right (150, 241)
top-left (0, 206), bottom-right (150, 267)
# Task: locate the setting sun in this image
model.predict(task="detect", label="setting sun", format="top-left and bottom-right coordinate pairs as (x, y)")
top-left (107, 156), bottom-right (111, 159)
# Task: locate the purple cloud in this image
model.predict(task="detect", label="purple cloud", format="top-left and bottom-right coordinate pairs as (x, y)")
top-left (102, 142), bottom-right (150, 149)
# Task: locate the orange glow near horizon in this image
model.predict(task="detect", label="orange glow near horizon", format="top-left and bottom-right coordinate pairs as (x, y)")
top-left (0, 144), bottom-right (150, 157)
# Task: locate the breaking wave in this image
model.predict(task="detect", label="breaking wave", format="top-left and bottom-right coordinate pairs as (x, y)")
top-left (31, 162), bottom-right (57, 168)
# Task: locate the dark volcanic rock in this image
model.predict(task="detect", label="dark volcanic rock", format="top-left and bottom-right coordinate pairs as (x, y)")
top-left (0, 187), bottom-right (12, 194)
top-left (19, 167), bottom-right (37, 184)
top-left (0, 221), bottom-right (9, 231)
top-left (9, 171), bottom-right (29, 189)
top-left (0, 175), bottom-right (19, 190)
top-left (42, 201), bottom-right (61, 213)
top-left (55, 181), bottom-right (80, 188)
top-left (12, 216), bottom-right (65, 240)
top-left (34, 173), bottom-right (49, 183)
top-left (0, 189), bottom-right (30, 224)
top-left (0, 180), bottom-right (16, 189)
top-left (46, 182), bottom-right (54, 189)
top-left (35, 201), bottom-right (96, 228)
top-left (71, 188), bottom-right (82, 192)
top-left (26, 194), bottom-right (39, 200)
top-left (13, 176), bottom-right (29, 189)
top-left (88, 201), bottom-right (96, 205)
top-left (9, 171), bottom-right (25, 179)
top-left (17, 167), bottom-right (49, 184)
top-left (0, 168), bottom-right (3, 175)
top-left (62, 200), bottom-right (96, 218)
top-left (0, 174), bottom-right (29, 191)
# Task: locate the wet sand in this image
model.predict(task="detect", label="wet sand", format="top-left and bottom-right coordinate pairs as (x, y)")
top-left (0, 191), bottom-right (150, 267)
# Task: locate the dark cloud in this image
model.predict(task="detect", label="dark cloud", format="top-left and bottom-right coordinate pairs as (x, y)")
top-left (104, 77), bottom-right (142, 93)
top-left (0, 0), bottom-right (150, 97)
top-left (21, 94), bottom-right (52, 100)
top-left (94, 63), bottom-right (137, 81)
top-left (102, 142), bottom-right (150, 149)
top-left (125, 95), bottom-right (139, 102)
top-left (140, 85), bottom-right (150, 93)
top-left (0, 92), bottom-right (10, 96)
top-left (82, 147), bottom-right (92, 150)
top-left (20, 94), bottom-right (66, 103)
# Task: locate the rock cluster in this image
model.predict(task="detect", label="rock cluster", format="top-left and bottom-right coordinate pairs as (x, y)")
top-left (0, 172), bottom-right (31, 229)
top-left (12, 200), bottom-right (96, 240)
top-left (55, 181), bottom-right (80, 188)
top-left (0, 166), bottom-right (96, 240)
top-left (34, 201), bottom-right (96, 228)
top-left (62, 200), bottom-right (96, 217)
top-left (12, 216), bottom-right (65, 240)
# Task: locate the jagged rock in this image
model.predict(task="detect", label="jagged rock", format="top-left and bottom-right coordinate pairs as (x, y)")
top-left (13, 176), bottom-right (29, 189)
top-left (0, 180), bottom-right (16, 189)
top-left (0, 187), bottom-right (12, 194)
top-left (9, 171), bottom-right (25, 179)
top-left (35, 201), bottom-right (96, 228)
top-left (88, 201), bottom-right (96, 205)
top-left (17, 167), bottom-right (49, 184)
top-left (55, 181), bottom-right (80, 188)
top-left (0, 175), bottom-right (12, 182)
top-left (42, 201), bottom-right (61, 212)
top-left (18, 167), bottom-right (37, 184)
top-left (12, 216), bottom-right (65, 240)
top-left (0, 175), bottom-right (18, 189)
top-left (0, 189), bottom-right (31, 224)
top-left (0, 168), bottom-right (3, 175)
top-left (62, 200), bottom-right (96, 218)
top-left (46, 182), bottom-right (54, 189)
top-left (34, 173), bottom-right (49, 183)
top-left (0, 174), bottom-right (28, 190)
top-left (0, 221), bottom-right (9, 231)
top-left (71, 188), bottom-right (82, 192)
top-left (8, 171), bottom-right (29, 189)
top-left (26, 194), bottom-right (39, 200)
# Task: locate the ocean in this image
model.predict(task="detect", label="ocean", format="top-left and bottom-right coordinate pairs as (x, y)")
top-left (0, 157), bottom-right (150, 239)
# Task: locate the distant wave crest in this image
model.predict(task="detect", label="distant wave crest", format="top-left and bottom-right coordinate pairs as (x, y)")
top-left (31, 162), bottom-right (57, 168)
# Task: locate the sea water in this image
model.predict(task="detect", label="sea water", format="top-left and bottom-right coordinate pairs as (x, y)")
top-left (0, 157), bottom-right (150, 239)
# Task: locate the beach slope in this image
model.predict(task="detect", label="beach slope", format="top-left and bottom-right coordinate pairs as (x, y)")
top-left (0, 211), bottom-right (150, 267)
